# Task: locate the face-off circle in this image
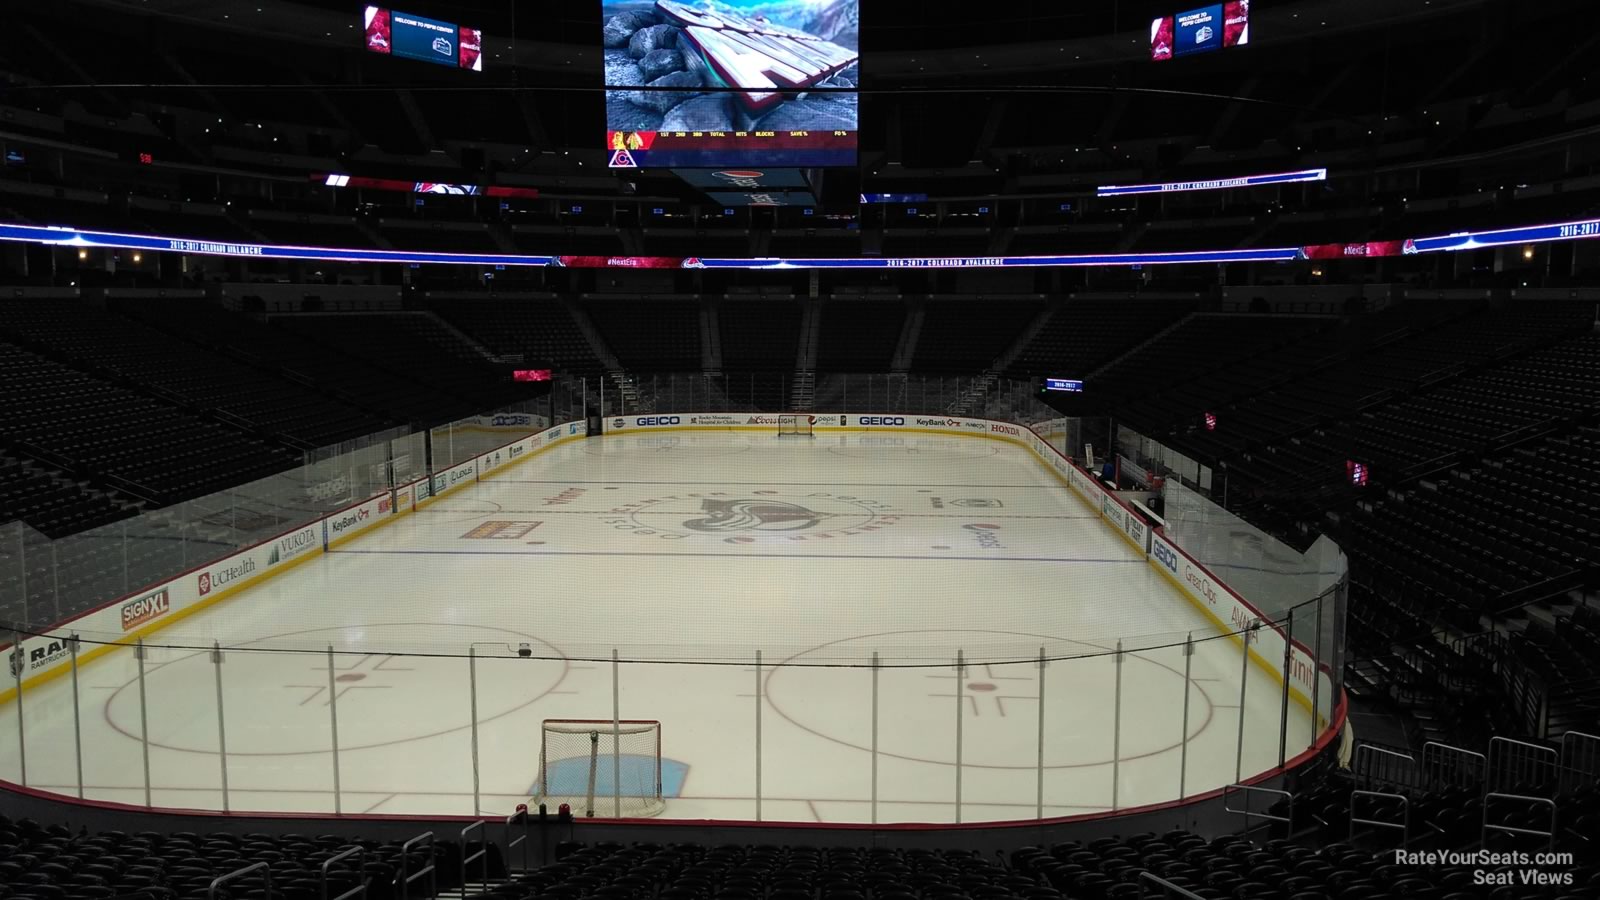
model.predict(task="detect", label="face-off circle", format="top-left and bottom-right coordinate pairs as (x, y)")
top-left (102, 623), bottom-right (569, 756)
top-left (600, 490), bottom-right (903, 544)
top-left (763, 629), bottom-right (1215, 769)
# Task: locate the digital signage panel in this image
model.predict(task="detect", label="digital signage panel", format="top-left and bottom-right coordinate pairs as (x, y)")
top-left (1174, 5), bottom-right (1224, 57)
top-left (364, 6), bottom-right (482, 71)
top-left (1153, 1), bottom-right (1248, 60)
top-left (603, 0), bottom-right (859, 168)
top-left (705, 190), bottom-right (817, 207)
top-left (673, 168), bottom-right (813, 189)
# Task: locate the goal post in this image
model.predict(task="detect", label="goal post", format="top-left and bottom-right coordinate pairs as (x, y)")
top-left (776, 413), bottom-right (816, 437)
top-left (534, 719), bottom-right (665, 818)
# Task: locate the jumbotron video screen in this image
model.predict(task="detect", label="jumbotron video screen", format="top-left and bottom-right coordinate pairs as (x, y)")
top-left (603, 0), bottom-right (860, 168)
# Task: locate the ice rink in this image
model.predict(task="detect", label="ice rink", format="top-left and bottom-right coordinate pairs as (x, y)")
top-left (0, 430), bottom-right (1316, 823)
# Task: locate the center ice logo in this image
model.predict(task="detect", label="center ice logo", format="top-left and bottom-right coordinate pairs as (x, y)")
top-left (682, 499), bottom-right (825, 533)
top-left (604, 490), bottom-right (902, 543)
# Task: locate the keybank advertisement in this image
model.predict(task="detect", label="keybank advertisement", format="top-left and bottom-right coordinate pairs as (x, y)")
top-left (325, 493), bottom-right (394, 546)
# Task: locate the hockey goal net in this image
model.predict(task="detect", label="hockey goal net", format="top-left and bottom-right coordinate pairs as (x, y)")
top-left (534, 719), bottom-right (665, 818)
top-left (777, 413), bottom-right (816, 437)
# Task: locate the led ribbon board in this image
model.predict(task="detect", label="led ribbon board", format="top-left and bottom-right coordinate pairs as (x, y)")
top-left (5, 216), bottom-right (1598, 269)
top-left (1099, 168), bottom-right (1325, 197)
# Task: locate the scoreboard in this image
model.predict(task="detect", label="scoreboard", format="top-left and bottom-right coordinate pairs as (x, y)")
top-left (603, 0), bottom-right (859, 168)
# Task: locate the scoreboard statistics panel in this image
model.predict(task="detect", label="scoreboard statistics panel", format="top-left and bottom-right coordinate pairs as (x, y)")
top-left (603, 0), bottom-right (859, 168)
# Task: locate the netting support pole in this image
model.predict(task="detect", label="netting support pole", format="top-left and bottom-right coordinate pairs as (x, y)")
top-left (954, 649), bottom-right (965, 824)
top-left (1236, 623), bottom-right (1253, 783)
top-left (1311, 595), bottom-right (1324, 751)
top-left (871, 651), bottom-right (879, 825)
top-left (10, 628), bottom-right (24, 787)
top-left (136, 638), bottom-right (151, 807)
top-left (1112, 640), bottom-right (1124, 811)
top-left (1279, 610), bottom-right (1294, 770)
top-left (1180, 633), bottom-right (1193, 800)
top-left (326, 646), bottom-right (342, 814)
top-left (1036, 646), bottom-right (1046, 820)
top-left (469, 647), bottom-right (481, 816)
top-left (70, 635), bottom-right (83, 799)
top-left (611, 649), bottom-right (621, 819)
top-left (212, 641), bottom-right (229, 812)
top-left (754, 649), bottom-right (763, 822)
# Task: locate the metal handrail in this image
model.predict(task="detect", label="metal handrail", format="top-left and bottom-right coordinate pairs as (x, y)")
top-left (208, 861), bottom-right (271, 900)
top-left (1488, 735), bottom-right (1559, 795)
top-left (319, 845), bottom-right (368, 900)
top-left (1349, 789), bottom-right (1410, 847)
top-left (1421, 741), bottom-right (1487, 791)
top-left (461, 820), bottom-right (489, 893)
top-left (1223, 783), bottom-right (1293, 838)
top-left (1351, 742), bottom-right (1415, 790)
top-left (1482, 792), bottom-right (1558, 851)
top-left (1137, 871), bottom-right (1207, 899)
top-left (399, 831), bottom-right (436, 900)
top-left (1558, 731), bottom-right (1600, 792)
top-left (504, 808), bottom-right (529, 873)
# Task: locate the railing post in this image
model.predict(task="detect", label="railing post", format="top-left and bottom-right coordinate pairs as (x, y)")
top-left (1036, 646), bottom-right (1046, 820)
top-left (70, 634), bottom-right (83, 798)
top-left (954, 649), bottom-right (964, 823)
top-left (12, 628), bottom-right (26, 786)
top-left (1180, 633), bottom-right (1193, 799)
top-left (1279, 609), bottom-right (1293, 770)
top-left (213, 641), bottom-right (229, 811)
top-left (870, 650), bottom-right (879, 824)
top-left (327, 645), bottom-right (342, 814)
top-left (754, 649), bottom-right (762, 822)
top-left (136, 638), bottom-right (151, 807)
top-left (469, 647), bottom-right (481, 816)
top-left (1235, 622), bottom-right (1254, 783)
top-left (1112, 639), bottom-right (1124, 811)
top-left (611, 649), bottom-right (622, 818)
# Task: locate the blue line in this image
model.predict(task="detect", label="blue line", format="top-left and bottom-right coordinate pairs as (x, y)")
top-left (328, 548), bottom-right (1143, 564)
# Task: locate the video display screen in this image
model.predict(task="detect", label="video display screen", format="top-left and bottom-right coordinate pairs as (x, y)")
top-left (319, 174), bottom-right (537, 199)
top-left (1043, 378), bottom-right (1084, 393)
top-left (604, 0), bottom-right (859, 168)
top-left (705, 190), bottom-right (817, 206)
top-left (673, 168), bottom-right (812, 189)
top-left (364, 6), bottom-right (483, 71)
top-left (513, 369), bottom-right (554, 382)
top-left (1152, 1), bottom-right (1249, 60)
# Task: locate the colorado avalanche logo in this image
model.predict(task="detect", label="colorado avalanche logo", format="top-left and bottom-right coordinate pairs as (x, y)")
top-left (681, 499), bottom-right (826, 533)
